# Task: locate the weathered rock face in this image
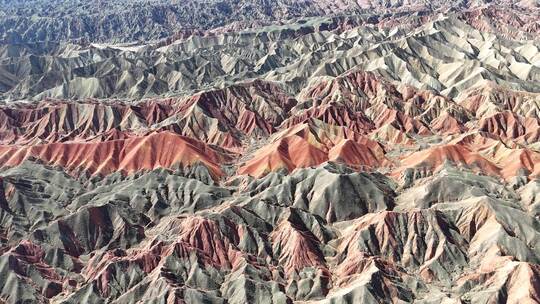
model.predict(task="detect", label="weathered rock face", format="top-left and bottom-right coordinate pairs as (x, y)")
top-left (2, 2), bottom-right (540, 102)
top-left (1, 1), bottom-right (540, 303)
top-left (7, 0), bottom-right (537, 45)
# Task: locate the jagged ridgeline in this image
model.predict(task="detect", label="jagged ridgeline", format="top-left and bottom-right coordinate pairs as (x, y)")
top-left (0, 0), bottom-right (488, 44)
top-left (1, 1), bottom-right (540, 303)
top-left (1, 5), bottom-right (539, 101)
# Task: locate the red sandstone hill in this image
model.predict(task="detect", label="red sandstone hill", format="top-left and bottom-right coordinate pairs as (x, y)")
top-left (237, 121), bottom-right (389, 177)
top-left (477, 111), bottom-right (540, 144)
top-left (0, 131), bottom-right (232, 178)
top-left (1, 4), bottom-right (540, 302)
top-left (395, 144), bottom-right (502, 178)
